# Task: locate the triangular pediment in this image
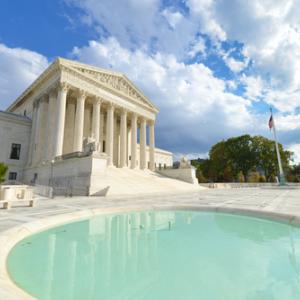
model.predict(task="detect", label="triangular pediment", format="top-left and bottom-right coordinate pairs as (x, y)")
top-left (60, 59), bottom-right (158, 111)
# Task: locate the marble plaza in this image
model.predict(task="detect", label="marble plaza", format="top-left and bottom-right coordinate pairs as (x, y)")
top-left (1, 187), bottom-right (300, 299)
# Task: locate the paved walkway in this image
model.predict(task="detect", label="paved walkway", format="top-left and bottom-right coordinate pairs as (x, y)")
top-left (1, 186), bottom-right (300, 232)
top-left (1, 186), bottom-right (300, 299)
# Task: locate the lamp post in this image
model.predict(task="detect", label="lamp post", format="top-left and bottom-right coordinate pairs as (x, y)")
top-left (50, 159), bottom-right (55, 198)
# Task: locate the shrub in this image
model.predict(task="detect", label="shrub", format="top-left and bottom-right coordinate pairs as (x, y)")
top-left (248, 171), bottom-right (260, 183)
top-left (0, 163), bottom-right (8, 183)
top-left (259, 175), bottom-right (266, 182)
top-left (236, 171), bottom-right (245, 183)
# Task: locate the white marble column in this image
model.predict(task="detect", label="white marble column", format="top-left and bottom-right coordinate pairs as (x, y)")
top-left (99, 112), bottom-right (104, 152)
top-left (120, 109), bottom-right (127, 168)
top-left (127, 127), bottom-right (131, 166)
top-left (113, 116), bottom-right (119, 166)
top-left (130, 113), bottom-right (137, 169)
top-left (32, 100), bottom-right (41, 165)
top-left (46, 90), bottom-right (57, 161)
top-left (53, 83), bottom-right (68, 158)
top-left (140, 118), bottom-right (147, 170)
top-left (73, 90), bottom-right (86, 152)
top-left (149, 120), bottom-right (155, 171)
top-left (37, 95), bottom-right (49, 163)
top-left (27, 101), bottom-right (38, 166)
top-left (106, 103), bottom-right (114, 166)
top-left (92, 97), bottom-right (101, 146)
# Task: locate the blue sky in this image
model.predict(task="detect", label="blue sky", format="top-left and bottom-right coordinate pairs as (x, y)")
top-left (1, 0), bottom-right (300, 162)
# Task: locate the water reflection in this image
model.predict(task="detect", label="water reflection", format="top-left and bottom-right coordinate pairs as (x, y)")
top-left (44, 212), bottom-right (175, 300)
top-left (7, 211), bottom-right (300, 300)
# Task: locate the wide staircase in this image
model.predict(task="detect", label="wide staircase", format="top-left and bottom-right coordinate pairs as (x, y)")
top-left (90, 167), bottom-right (205, 196)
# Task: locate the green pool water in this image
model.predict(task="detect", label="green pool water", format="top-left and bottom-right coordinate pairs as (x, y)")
top-left (7, 211), bottom-right (300, 300)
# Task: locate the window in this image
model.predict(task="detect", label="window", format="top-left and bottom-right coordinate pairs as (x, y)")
top-left (10, 143), bottom-right (21, 160)
top-left (102, 141), bottom-right (106, 152)
top-left (8, 172), bottom-right (17, 180)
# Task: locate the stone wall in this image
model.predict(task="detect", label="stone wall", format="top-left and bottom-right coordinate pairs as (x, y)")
top-left (0, 111), bottom-right (31, 182)
top-left (157, 167), bottom-right (198, 184)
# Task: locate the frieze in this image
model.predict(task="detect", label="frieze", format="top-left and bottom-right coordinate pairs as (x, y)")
top-left (61, 66), bottom-right (156, 120)
top-left (71, 66), bottom-right (152, 108)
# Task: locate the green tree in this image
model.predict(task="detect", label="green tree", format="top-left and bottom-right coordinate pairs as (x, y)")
top-left (252, 136), bottom-right (292, 181)
top-left (196, 169), bottom-right (207, 183)
top-left (225, 135), bottom-right (256, 179)
top-left (0, 163), bottom-right (8, 183)
top-left (199, 134), bottom-right (293, 183)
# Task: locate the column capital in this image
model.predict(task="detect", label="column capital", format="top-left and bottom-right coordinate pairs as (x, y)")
top-left (94, 96), bottom-right (102, 105)
top-left (33, 98), bottom-right (39, 109)
top-left (40, 94), bottom-right (49, 103)
top-left (130, 112), bottom-right (138, 120)
top-left (107, 102), bottom-right (115, 110)
top-left (148, 119), bottom-right (155, 126)
top-left (57, 81), bottom-right (69, 92)
top-left (121, 108), bottom-right (128, 116)
top-left (76, 89), bottom-right (87, 99)
top-left (139, 116), bottom-right (147, 124)
top-left (48, 88), bottom-right (57, 98)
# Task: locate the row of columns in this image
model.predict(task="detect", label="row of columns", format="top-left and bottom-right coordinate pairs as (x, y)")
top-left (29, 82), bottom-right (156, 171)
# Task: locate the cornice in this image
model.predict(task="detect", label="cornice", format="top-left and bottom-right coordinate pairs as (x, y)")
top-left (0, 111), bottom-right (32, 126)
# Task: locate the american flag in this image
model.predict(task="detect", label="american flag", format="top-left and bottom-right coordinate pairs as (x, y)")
top-left (268, 114), bottom-right (274, 129)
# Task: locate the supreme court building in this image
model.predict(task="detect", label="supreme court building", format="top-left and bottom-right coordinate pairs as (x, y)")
top-left (1, 58), bottom-right (173, 195)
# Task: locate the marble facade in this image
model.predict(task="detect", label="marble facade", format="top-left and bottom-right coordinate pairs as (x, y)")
top-left (3, 58), bottom-right (173, 194)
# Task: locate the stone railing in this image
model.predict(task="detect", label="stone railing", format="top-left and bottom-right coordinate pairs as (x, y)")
top-left (157, 166), bottom-right (198, 184)
top-left (0, 185), bottom-right (34, 201)
top-left (199, 182), bottom-right (300, 189)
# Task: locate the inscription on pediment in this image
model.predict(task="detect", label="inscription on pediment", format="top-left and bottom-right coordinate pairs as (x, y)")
top-left (73, 67), bottom-right (149, 106)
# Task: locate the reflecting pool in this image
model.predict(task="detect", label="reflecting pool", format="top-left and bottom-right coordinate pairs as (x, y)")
top-left (7, 211), bottom-right (300, 299)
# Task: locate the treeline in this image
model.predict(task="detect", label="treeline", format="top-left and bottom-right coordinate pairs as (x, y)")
top-left (191, 135), bottom-right (299, 183)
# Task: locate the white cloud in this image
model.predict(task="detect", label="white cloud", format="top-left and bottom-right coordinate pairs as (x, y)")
top-left (71, 37), bottom-right (254, 153)
top-left (275, 114), bottom-right (300, 131)
top-left (226, 57), bottom-right (245, 73)
top-left (240, 75), bottom-right (264, 101)
top-left (288, 143), bottom-right (300, 164)
top-left (188, 36), bottom-right (206, 58)
top-left (186, 0), bottom-right (300, 112)
top-left (0, 44), bottom-right (49, 110)
top-left (65, 0), bottom-right (300, 114)
top-left (161, 9), bottom-right (183, 29)
top-left (65, 0), bottom-right (199, 59)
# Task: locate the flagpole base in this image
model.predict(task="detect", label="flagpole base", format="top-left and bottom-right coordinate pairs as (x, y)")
top-left (279, 174), bottom-right (286, 186)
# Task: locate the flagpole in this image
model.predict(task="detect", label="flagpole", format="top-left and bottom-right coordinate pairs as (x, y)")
top-left (270, 108), bottom-right (285, 185)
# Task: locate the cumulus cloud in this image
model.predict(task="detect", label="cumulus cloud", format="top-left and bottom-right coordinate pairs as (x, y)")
top-left (71, 37), bottom-right (256, 153)
top-left (240, 75), bottom-right (265, 101)
top-left (288, 144), bottom-right (300, 164)
top-left (2, 0), bottom-right (300, 161)
top-left (187, 0), bottom-right (300, 113)
top-left (0, 44), bottom-right (49, 109)
top-left (65, 0), bottom-right (199, 59)
top-left (161, 9), bottom-right (183, 29)
top-left (64, 0), bottom-right (300, 159)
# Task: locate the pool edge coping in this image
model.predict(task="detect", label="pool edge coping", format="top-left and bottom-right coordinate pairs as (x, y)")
top-left (1, 203), bottom-right (300, 300)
